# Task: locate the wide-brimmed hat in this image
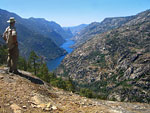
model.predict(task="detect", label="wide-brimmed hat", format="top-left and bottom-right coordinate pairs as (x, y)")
top-left (7, 17), bottom-right (16, 23)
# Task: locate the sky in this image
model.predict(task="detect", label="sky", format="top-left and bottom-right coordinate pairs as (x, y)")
top-left (0, 0), bottom-right (150, 27)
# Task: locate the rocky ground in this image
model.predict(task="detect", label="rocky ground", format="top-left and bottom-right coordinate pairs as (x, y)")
top-left (0, 67), bottom-right (150, 113)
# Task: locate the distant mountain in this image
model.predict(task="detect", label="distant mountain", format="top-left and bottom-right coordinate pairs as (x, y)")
top-left (0, 9), bottom-right (67, 59)
top-left (72, 16), bottom-right (136, 48)
top-left (22, 17), bottom-right (66, 46)
top-left (24, 17), bottom-right (73, 43)
top-left (56, 10), bottom-right (150, 103)
top-left (63, 24), bottom-right (88, 36)
top-left (47, 20), bottom-right (73, 39)
top-left (63, 28), bottom-right (73, 38)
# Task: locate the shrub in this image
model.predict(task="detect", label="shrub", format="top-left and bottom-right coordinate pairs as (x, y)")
top-left (79, 88), bottom-right (93, 98)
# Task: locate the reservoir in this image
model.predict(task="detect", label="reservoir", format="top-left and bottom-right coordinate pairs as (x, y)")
top-left (47, 38), bottom-right (75, 71)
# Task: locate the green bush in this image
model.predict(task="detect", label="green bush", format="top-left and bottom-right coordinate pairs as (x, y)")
top-left (79, 88), bottom-right (93, 98)
top-left (0, 45), bottom-right (7, 65)
top-left (50, 77), bottom-right (75, 92)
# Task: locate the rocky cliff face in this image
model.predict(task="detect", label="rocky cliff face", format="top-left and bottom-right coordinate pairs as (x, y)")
top-left (72, 11), bottom-right (140, 48)
top-left (0, 67), bottom-right (150, 113)
top-left (56, 10), bottom-right (150, 103)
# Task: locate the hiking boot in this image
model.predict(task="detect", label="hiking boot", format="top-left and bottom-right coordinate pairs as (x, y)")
top-left (6, 69), bottom-right (12, 74)
top-left (6, 67), bottom-right (11, 72)
top-left (9, 70), bottom-right (13, 73)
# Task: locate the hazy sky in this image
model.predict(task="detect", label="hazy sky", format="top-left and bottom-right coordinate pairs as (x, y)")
top-left (0, 0), bottom-right (150, 27)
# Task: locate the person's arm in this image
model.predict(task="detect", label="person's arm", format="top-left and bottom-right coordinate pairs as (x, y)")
top-left (3, 30), bottom-right (7, 41)
top-left (13, 35), bottom-right (18, 45)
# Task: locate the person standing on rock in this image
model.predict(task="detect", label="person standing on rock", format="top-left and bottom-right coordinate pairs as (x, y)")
top-left (3, 17), bottom-right (19, 74)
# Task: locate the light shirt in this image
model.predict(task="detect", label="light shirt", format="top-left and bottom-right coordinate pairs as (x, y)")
top-left (3, 26), bottom-right (17, 50)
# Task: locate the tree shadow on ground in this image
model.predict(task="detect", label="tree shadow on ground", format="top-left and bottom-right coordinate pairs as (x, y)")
top-left (18, 72), bottom-right (44, 85)
top-left (0, 68), bottom-right (44, 85)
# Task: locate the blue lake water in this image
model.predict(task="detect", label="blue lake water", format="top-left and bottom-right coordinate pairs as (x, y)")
top-left (47, 39), bottom-right (75, 71)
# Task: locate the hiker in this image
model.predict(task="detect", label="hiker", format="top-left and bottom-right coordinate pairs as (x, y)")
top-left (3, 17), bottom-right (19, 74)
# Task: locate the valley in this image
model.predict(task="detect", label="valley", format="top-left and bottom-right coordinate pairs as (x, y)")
top-left (56, 10), bottom-right (150, 103)
top-left (0, 8), bottom-right (150, 105)
top-left (47, 38), bottom-right (75, 71)
top-left (0, 1), bottom-right (150, 112)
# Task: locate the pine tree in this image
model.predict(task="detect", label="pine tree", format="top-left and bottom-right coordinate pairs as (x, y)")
top-left (28, 51), bottom-right (39, 75)
top-left (18, 56), bottom-right (27, 71)
top-left (0, 45), bottom-right (8, 65)
top-left (38, 63), bottom-right (50, 82)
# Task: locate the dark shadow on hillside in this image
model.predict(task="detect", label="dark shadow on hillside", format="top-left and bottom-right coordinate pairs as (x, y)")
top-left (18, 72), bottom-right (44, 85)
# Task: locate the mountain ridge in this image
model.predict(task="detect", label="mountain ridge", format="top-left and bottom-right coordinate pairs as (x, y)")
top-left (71, 13), bottom-right (137, 48)
top-left (72, 9), bottom-right (150, 48)
top-left (56, 9), bottom-right (150, 103)
top-left (64, 24), bottom-right (88, 36)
